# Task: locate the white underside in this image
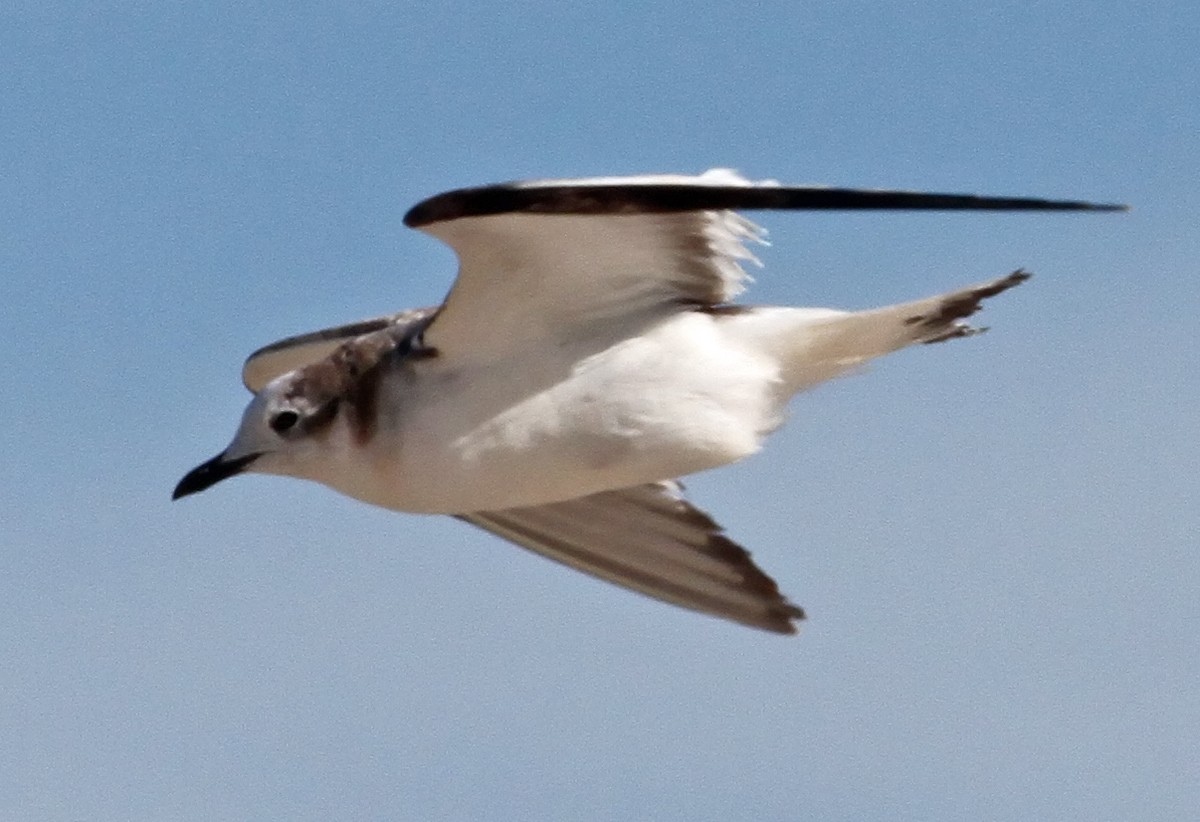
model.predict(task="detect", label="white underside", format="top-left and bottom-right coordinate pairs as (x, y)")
top-left (245, 270), bottom-right (1016, 514)
top-left (302, 305), bottom-right (891, 514)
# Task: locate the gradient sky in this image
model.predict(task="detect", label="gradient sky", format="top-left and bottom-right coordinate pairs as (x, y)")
top-left (2, 2), bottom-right (1197, 820)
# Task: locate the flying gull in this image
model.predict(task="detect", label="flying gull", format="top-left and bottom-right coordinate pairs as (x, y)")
top-left (174, 169), bottom-right (1124, 634)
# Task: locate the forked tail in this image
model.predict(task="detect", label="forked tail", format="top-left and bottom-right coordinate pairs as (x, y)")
top-left (745, 270), bottom-right (1032, 395)
top-left (904, 269), bottom-right (1031, 343)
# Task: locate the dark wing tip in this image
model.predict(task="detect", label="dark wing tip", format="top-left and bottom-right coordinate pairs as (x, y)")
top-left (459, 480), bottom-right (808, 635)
top-left (403, 177), bottom-right (1128, 228)
top-left (703, 534), bottom-right (806, 634)
top-left (760, 602), bottom-right (807, 635)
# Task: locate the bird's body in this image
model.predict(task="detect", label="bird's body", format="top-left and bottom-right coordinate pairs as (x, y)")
top-left (277, 292), bottom-right (1007, 514)
top-left (287, 308), bottom-right (798, 514)
top-left (175, 170), bottom-right (1123, 633)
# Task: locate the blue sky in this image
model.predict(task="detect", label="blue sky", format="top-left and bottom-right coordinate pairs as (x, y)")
top-left (2, 2), bottom-right (1196, 820)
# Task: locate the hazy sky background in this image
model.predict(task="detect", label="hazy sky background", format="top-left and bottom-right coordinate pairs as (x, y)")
top-left (2, 2), bottom-right (1196, 820)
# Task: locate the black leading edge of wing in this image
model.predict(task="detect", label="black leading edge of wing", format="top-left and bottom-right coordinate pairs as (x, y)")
top-left (404, 181), bottom-right (1127, 228)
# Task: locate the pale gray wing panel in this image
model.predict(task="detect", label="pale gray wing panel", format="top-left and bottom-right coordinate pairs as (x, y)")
top-left (460, 480), bottom-right (804, 634)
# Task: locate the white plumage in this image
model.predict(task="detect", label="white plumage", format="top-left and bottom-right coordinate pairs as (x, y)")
top-left (175, 170), bottom-right (1123, 633)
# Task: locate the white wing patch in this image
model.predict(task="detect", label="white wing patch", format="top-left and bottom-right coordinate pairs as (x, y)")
top-left (508, 167), bottom-right (780, 190)
top-left (416, 207), bottom-right (767, 363)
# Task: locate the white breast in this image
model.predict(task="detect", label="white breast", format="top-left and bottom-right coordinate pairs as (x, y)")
top-left (314, 312), bottom-right (787, 514)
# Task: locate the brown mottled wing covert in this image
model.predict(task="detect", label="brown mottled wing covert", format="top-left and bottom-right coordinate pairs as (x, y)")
top-left (241, 307), bottom-right (439, 392)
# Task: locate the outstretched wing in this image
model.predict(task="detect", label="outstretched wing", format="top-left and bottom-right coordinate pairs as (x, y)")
top-left (459, 480), bottom-right (805, 634)
top-left (241, 307), bottom-right (438, 392)
top-left (404, 169), bottom-right (1124, 364)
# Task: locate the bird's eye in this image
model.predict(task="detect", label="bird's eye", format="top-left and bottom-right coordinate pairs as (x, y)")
top-left (270, 410), bottom-right (300, 434)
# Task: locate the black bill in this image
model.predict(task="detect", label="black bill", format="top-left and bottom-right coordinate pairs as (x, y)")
top-left (173, 451), bottom-right (261, 500)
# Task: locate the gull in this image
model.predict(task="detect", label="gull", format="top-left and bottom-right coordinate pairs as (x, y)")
top-left (173, 170), bottom-right (1123, 634)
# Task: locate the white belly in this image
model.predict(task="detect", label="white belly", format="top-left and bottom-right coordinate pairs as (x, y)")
top-left (316, 312), bottom-right (788, 514)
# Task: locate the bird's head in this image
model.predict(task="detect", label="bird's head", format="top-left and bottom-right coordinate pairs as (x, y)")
top-left (172, 370), bottom-right (346, 500)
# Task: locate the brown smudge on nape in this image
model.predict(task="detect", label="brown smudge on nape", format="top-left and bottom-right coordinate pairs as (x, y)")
top-left (285, 322), bottom-right (435, 446)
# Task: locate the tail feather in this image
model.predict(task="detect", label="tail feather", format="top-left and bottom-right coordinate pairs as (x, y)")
top-left (747, 269), bottom-right (1031, 395)
top-left (906, 269), bottom-right (1031, 343)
